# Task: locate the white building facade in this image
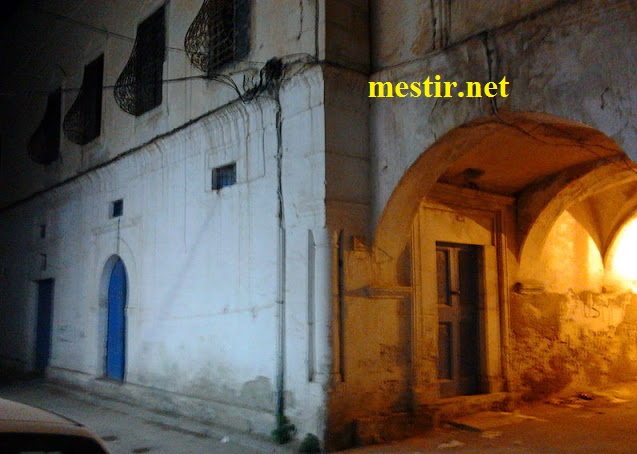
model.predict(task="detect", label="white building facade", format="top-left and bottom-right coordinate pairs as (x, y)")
top-left (0, 0), bottom-right (365, 442)
top-left (3, 0), bottom-right (637, 451)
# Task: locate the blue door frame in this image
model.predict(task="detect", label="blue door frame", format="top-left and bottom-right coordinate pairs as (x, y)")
top-left (35, 279), bottom-right (54, 375)
top-left (106, 258), bottom-right (127, 381)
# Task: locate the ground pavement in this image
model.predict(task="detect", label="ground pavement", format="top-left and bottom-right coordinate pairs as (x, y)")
top-left (2, 378), bottom-right (637, 453)
top-left (0, 378), bottom-right (295, 454)
top-left (338, 385), bottom-right (637, 453)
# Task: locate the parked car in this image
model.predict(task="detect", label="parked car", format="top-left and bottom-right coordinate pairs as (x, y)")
top-left (0, 397), bottom-right (110, 453)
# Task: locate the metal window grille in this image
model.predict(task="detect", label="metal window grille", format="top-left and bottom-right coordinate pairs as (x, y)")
top-left (28, 88), bottom-right (61, 165)
top-left (63, 55), bottom-right (104, 145)
top-left (114, 6), bottom-right (166, 116)
top-left (184, 0), bottom-right (251, 76)
top-left (212, 163), bottom-right (237, 190)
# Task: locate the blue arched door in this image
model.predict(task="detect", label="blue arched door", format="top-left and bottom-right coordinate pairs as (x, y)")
top-left (106, 258), bottom-right (127, 381)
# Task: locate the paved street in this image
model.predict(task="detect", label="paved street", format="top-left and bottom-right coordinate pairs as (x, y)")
top-left (3, 378), bottom-right (637, 453)
top-left (0, 378), bottom-right (294, 454)
top-left (337, 384), bottom-right (637, 454)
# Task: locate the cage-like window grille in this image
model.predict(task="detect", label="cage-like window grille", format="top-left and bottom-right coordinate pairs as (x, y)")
top-left (63, 55), bottom-right (103, 145)
top-left (185, 0), bottom-right (251, 76)
top-left (114, 6), bottom-right (166, 116)
top-left (28, 88), bottom-right (61, 165)
top-left (212, 163), bottom-right (237, 190)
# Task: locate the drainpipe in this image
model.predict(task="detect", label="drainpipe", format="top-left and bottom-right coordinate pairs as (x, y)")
top-left (269, 59), bottom-right (291, 441)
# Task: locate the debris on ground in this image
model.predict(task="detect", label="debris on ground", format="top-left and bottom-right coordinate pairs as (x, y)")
top-left (437, 440), bottom-right (465, 449)
top-left (547, 389), bottom-right (632, 407)
top-left (481, 430), bottom-right (502, 439)
top-left (512, 412), bottom-right (547, 422)
top-left (448, 410), bottom-right (546, 434)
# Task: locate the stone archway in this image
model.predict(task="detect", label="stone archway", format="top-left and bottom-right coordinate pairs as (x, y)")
top-left (369, 110), bottom-right (634, 407)
top-left (517, 159), bottom-right (637, 283)
top-left (331, 112), bottom-right (636, 446)
top-left (371, 112), bottom-right (623, 287)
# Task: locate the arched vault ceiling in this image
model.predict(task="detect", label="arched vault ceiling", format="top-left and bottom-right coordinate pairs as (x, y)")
top-left (569, 181), bottom-right (637, 260)
top-left (438, 116), bottom-right (623, 196)
top-left (372, 112), bottom-right (632, 285)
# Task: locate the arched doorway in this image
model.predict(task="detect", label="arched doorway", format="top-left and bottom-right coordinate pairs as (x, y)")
top-left (327, 112), bottom-right (637, 447)
top-left (105, 257), bottom-right (127, 381)
top-left (370, 112), bottom-right (630, 405)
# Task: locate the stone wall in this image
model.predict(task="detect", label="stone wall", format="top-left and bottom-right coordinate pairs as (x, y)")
top-left (510, 290), bottom-right (637, 400)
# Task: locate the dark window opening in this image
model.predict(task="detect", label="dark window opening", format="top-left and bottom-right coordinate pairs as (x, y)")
top-left (212, 163), bottom-right (236, 190)
top-left (114, 6), bottom-right (166, 116)
top-left (135, 6), bottom-right (165, 114)
top-left (63, 55), bottom-right (104, 145)
top-left (28, 88), bottom-right (61, 165)
top-left (184, 0), bottom-right (251, 76)
top-left (111, 199), bottom-right (124, 218)
top-left (39, 224), bottom-right (47, 239)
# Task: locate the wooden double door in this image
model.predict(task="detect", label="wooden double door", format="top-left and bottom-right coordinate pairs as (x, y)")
top-left (436, 242), bottom-right (482, 398)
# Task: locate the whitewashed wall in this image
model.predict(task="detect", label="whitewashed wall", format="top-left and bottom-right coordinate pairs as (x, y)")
top-left (0, 0), bottom-right (323, 205)
top-left (0, 65), bottom-right (330, 434)
top-left (0, 0), bottom-right (331, 437)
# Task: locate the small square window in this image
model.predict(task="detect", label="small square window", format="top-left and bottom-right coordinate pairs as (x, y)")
top-left (111, 199), bottom-right (124, 218)
top-left (212, 163), bottom-right (237, 190)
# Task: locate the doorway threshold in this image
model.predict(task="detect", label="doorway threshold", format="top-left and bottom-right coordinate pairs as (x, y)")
top-left (421, 392), bottom-right (514, 427)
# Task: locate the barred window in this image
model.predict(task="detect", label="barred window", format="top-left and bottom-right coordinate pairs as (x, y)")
top-left (28, 88), bottom-right (61, 165)
top-left (63, 55), bottom-right (103, 145)
top-left (211, 163), bottom-right (236, 190)
top-left (111, 199), bottom-right (124, 218)
top-left (114, 6), bottom-right (166, 116)
top-left (185, 0), bottom-right (251, 77)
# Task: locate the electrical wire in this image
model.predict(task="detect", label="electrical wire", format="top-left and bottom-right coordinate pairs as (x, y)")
top-left (33, 6), bottom-right (185, 54)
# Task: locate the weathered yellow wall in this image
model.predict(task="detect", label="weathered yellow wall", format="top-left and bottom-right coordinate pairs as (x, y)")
top-left (510, 291), bottom-right (637, 400)
top-left (539, 211), bottom-right (604, 293)
top-left (327, 0), bottom-right (637, 448)
top-left (510, 210), bottom-right (637, 400)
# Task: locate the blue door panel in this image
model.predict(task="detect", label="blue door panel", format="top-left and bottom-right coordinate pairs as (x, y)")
top-left (106, 259), bottom-right (127, 381)
top-left (35, 279), bottom-right (54, 374)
